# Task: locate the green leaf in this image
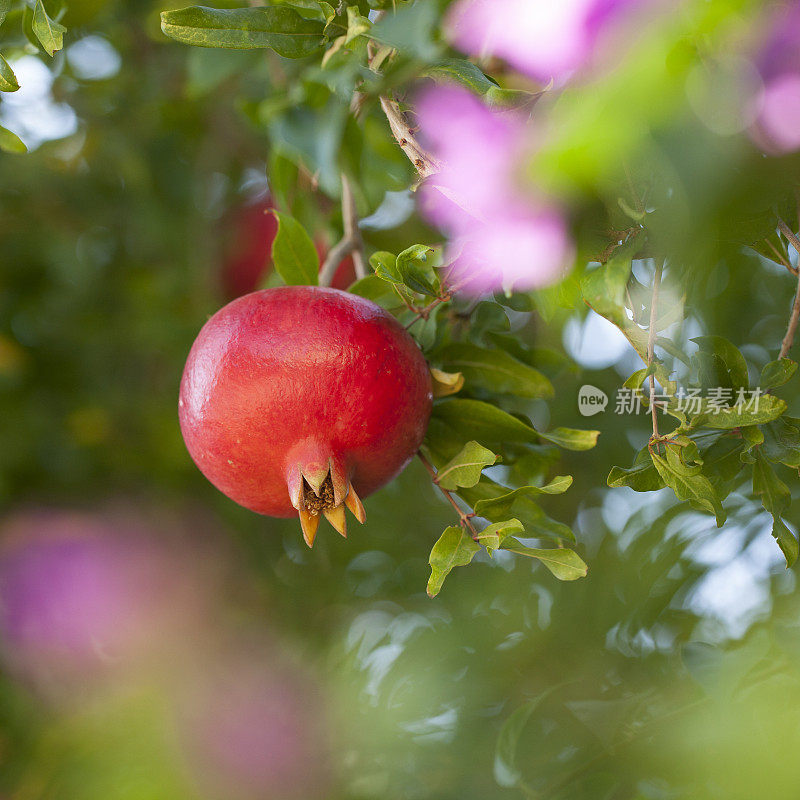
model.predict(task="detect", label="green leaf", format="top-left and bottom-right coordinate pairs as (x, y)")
top-left (537, 427), bottom-right (599, 451)
top-left (475, 519), bottom-right (523, 554)
top-left (763, 416), bottom-right (800, 468)
top-left (433, 399), bottom-right (540, 449)
top-left (436, 440), bottom-right (499, 491)
top-left (424, 59), bottom-right (535, 107)
top-left (753, 451), bottom-right (797, 566)
top-left (760, 358), bottom-right (798, 391)
top-left (395, 244), bottom-right (438, 297)
top-left (667, 393), bottom-right (786, 429)
top-left (369, 250), bottom-right (401, 283)
top-left (344, 5), bottom-right (370, 43)
top-left (0, 0), bottom-right (10, 27)
top-left (32, 0), bottom-right (66, 57)
top-left (370, 0), bottom-right (440, 60)
top-left (692, 336), bottom-right (749, 390)
top-left (437, 342), bottom-right (554, 399)
top-left (501, 540), bottom-right (588, 581)
top-left (494, 697), bottom-right (543, 788)
top-left (427, 526), bottom-right (480, 598)
top-left (160, 6), bottom-right (326, 57)
top-left (651, 450), bottom-right (726, 526)
top-left (472, 477), bottom-right (573, 520)
top-left (0, 125), bottom-right (26, 154)
top-left (270, 212), bottom-right (319, 286)
top-left (581, 252), bottom-right (676, 395)
top-left (0, 54), bottom-right (18, 92)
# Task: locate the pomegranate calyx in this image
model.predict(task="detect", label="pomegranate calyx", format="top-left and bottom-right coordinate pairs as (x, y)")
top-left (287, 464), bottom-right (366, 547)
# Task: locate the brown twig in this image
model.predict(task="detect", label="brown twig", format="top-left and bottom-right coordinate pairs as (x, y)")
top-left (319, 173), bottom-right (366, 285)
top-left (404, 293), bottom-right (452, 329)
top-left (418, 452), bottom-right (479, 539)
top-left (765, 236), bottom-right (797, 275)
top-left (379, 96), bottom-right (441, 180)
top-left (779, 243), bottom-right (800, 361)
top-left (777, 216), bottom-right (800, 259)
top-left (648, 260), bottom-right (664, 442)
top-left (340, 173), bottom-right (367, 279)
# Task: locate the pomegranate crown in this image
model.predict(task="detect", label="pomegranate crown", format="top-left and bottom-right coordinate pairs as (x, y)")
top-left (286, 455), bottom-right (365, 548)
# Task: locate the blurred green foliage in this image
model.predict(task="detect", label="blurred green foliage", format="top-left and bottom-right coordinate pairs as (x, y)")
top-left (1, 0), bottom-right (800, 798)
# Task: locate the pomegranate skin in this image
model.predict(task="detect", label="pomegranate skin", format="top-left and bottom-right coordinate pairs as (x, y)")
top-left (179, 286), bottom-right (432, 521)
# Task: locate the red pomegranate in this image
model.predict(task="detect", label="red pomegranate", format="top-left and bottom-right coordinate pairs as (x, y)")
top-left (179, 287), bottom-right (432, 546)
top-left (221, 200), bottom-right (356, 298)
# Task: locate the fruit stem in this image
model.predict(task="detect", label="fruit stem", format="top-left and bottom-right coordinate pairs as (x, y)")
top-left (417, 452), bottom-right (479, 540)
top-left (647, 259), bottom-right (663, 443)
top-left (319, 173), bottom-right (367, 286)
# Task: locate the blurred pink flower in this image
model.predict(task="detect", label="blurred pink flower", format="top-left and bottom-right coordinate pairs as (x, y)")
top-left (415, 86), bottom-right (572, 292)
top-left (445, 0), bottom-right (645, 85)
top-left (752, 2), bottom-right (800, 154)
top-left (0, 509), bottom-right (208, 694)
top-left (176, 652), bottom-right (330, 800)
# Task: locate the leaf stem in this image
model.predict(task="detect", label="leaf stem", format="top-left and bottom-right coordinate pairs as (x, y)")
top-left (418, 451), bottom-right (479, 539)
top-left (648, 260), bottom-right (664, 442)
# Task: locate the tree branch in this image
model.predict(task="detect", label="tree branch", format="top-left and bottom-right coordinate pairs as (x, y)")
top-left (777, 216), bottom-right (800, 258)
top-left (648, 260), bottom-right (664, 441)
top-left (378, 95), bottom-right (441, 180)
top-left (780, 270), bottom-right (800, 361)
top-left (418, 452), bottom-right (479, 539)
top-left (777, 217), bottom-right (800, 360)
top-left (319, 173), bottom-right (366, 286)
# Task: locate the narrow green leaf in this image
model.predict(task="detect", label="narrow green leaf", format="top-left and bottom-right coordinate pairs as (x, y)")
top-left (0, 125), bottom-right (26, 153)
top-left (473, 477), bottom-right (573, 520)
top-left (668, 393), bottom-right (786, 429)
top-left (753, 451), bottom-right (797, 566)
top-left (160, 6), bottom-right (326, 57)
top-left (433, 399), bottom-right (540, 449)
top-left (424, 59), bottom-right (535, 108)
top-left (537, 427), bottom-right (599, 451)
top-left (437, 342), bottom-right (554, 399)
top-left (760, 358), bottom-right (798, 391)
top-left (270, 212), bottom-right (319, 286)
top-left (495, 697), bottom-right (543, 788)
top-left (436, 440), bottom-right (499, 491)
top-left (475, 519), bottom-right (523, 554)
top-left (427, 526), bottom-right (480, 598)
top-left (32, 0), bottom-right (66, 57)
top-left (501, 539), bottom-right (588, 581)
top-left (0, 53), bottom-right (18, 91)
top-left (0, 0), bottom-right (10, 27)
top-left (651, 451), bottom-right (726, 526)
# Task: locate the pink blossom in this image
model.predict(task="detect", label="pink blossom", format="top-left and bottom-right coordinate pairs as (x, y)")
top-left (751, 2), bottom-right (800, 154)
top-left (415, 86), bottom-right (572, 293)
top-left (445, 0), bottom-right (645, 85)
